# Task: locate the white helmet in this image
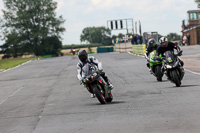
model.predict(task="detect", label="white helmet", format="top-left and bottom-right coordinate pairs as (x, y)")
top-left (159, 37), bottom-right (168, 47)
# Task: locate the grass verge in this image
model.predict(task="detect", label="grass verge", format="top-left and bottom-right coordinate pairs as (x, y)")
top-left (0, 57), bottom-right (40, 72)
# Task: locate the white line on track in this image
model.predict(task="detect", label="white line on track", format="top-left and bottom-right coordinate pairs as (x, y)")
top-left (185, 69), bottom-right (200, 76)
top-left (0, 87), bottom-right (24, 105)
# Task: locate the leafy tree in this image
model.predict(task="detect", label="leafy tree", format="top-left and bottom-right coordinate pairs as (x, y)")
top-left (0, 0), bottom-right (65, 57)
top-left (80, 26), bottom-right (112, 45)
top-left (118, 33), bottom-right (125, 38)
top-left (111, 35), bottom-right (117, 40)
top-left (62, 43), bottom-right (102, 49)
top-left (40, 36), bottom-right (62, 56)
top-left (1, 31), bottom-right (22, 58)
top-left (102, 36), bottom-right (112, 45)
top-left (0, 17), bottom-right (4, 40)
top-left (166, 33), bottom-right (181, 41)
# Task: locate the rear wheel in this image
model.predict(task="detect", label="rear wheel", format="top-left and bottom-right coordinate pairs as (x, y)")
top-left (171, 70), bottom-right (181, 87)
top-left (93, 86), bottom-right (106, 104)
top-left (155, 66), bottom-right (163, 81)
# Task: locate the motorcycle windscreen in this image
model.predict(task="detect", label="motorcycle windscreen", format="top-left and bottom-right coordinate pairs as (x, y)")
top-left (82, 63), bottom-right (97, 77)
top-left (164, 50), bottom-right (176, 64)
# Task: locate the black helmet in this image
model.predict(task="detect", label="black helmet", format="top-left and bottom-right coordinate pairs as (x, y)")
top-left (148, 38), bottom-right (157, 48)
top-left (78, 49), bottom-right (88, 63)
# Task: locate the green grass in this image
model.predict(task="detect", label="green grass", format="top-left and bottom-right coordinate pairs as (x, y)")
top-left (0, 57), bottom-right (40, 71)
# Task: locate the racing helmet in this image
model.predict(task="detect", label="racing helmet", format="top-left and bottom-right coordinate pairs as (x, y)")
top-left (159, 37), bottom-right (168, 47)
top-left (148, 38), bottom-right (157, 48)
top-left (78, 49), bottom-right (88, 63)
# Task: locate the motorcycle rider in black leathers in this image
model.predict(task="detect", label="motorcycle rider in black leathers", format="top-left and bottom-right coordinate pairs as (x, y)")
top-left (156, 37), bottom-right (184, 75)
top-left (77, 49), bottom-right (113, 98)
top-left (144, 38), bottom-right (158, 73)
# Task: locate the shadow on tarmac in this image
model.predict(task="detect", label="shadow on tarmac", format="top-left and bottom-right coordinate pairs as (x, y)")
top-left (152, 80), bottom-right (168, 83)
top-left (167, 84), bottom-right (199, 88)
top-left (107, 100), bottom-right (126, 104)
top-left (86, 100), bottom-right (126, 106)
top-left (179, 84), bottom-right (200, 87)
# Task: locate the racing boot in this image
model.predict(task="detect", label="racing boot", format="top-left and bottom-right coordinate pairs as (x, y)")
top-left (91, 94), bottom-right (96, 98)
top-left (149, 69), bottom-right (153, 74)
top-left (107, 82), bottom-right (114, 90)
top-left (101, 72), bottom-right (114, 90)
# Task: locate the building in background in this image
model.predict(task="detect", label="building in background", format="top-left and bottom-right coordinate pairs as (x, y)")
top-left (181, 10), bottom-right (200, 45)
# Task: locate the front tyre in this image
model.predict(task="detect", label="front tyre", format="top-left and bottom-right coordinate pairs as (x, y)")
top-left (155, 66), bottom-right (163, 81)
top-left (171, 70), bottom-right (181, 87)
top-left (106, 91), bottom-right (113, 102)
top-left (93, 86), bottom-right (106, 104)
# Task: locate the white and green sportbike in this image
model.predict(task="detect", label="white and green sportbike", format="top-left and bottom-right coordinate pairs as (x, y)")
top-left (149, 50), bottom-right (164, 81)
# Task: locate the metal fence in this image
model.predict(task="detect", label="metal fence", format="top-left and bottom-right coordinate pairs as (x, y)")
top-left (143, 32), bottom-right (158, 45)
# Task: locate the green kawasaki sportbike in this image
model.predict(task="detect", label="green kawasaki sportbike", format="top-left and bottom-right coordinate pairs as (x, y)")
top-left (149, 50), bottom-right (164, 81)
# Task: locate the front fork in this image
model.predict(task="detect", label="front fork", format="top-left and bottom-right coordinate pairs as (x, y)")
top-left (98, 77), bottom-right (109, 98)
top-left (178, 66), bottom-right (184, 80)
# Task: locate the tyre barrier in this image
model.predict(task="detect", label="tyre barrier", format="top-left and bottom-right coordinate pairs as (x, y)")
top-left (97, 47), bottom-right (114, 53)
top-left (115, 42), bottom-right (132, 53)
top-left (132, 44), bottom-right (146, 55)
top-left (42, 55), bottom-right (53, 58)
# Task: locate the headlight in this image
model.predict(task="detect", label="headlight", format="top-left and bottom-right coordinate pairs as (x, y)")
top-left (166, 65), bottom-right (172, 69)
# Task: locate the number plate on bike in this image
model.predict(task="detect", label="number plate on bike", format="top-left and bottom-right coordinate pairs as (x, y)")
top-left (167, 57), bottom-right (172, 62)
top-left (93, 73), bottom-right (97, 77)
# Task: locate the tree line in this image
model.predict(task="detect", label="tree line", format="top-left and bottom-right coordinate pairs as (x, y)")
top-left (0, 0), bottom-right (65, 58)
top-left (0, 0), bottom-right (188, 58)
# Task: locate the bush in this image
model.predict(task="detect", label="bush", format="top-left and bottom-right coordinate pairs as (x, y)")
top-left (2, 55), bottom-right (11, 59)
top-left (62, 43), bottom-right (102, 49)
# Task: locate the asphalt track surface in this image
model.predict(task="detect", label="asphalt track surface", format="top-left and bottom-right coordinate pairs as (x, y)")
top-left (0, 49), bottom-right (200, 133)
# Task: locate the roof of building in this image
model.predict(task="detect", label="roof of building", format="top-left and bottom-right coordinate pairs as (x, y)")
top-left (182, 24), bottom-right (200, 32)
top-left (187, 10), bottom-right (200, 13)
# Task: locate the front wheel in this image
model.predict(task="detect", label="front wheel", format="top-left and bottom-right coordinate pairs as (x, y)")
top-left (155, 66), bottom-right (163, 81)
top-left (171, 70), bottom-right (181, 87)
top-left (93, 86), bottom-right (106, 104)
top-left (106, 91), bottom-right (113, 102)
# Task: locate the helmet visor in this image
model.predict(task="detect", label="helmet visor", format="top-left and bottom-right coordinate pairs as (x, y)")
top-left (149, 42), bottom-right (156, 47)
top-left (79, 55), bottom-right (87, 63)
top-left (161, 42), bottom-right (168, 47)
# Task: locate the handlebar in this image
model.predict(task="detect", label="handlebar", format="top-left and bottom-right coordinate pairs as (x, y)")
top-left (154, 56), bottom-right (164, 61)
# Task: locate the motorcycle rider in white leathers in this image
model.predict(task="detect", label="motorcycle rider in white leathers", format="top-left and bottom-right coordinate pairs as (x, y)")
top-left (77, 49), bottom-right (113, 98)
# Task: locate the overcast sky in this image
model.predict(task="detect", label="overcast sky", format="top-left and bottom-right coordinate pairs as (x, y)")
top-left (0, 0), bottom-right (199, 45)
